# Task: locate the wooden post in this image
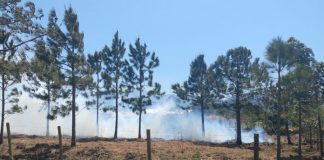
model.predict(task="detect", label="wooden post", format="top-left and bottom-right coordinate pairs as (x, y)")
top-left (254, 134), bottom-right (259, 160)
top-left (58, 126), bottom-right (63, 159)
top-left (146, 129), bottom-right (152, 160)
top-left (6, 123), bottom-right (13, 160)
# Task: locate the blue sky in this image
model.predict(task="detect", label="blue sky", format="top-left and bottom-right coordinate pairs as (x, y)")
top-left (34, 0), bottom-right (324, 93)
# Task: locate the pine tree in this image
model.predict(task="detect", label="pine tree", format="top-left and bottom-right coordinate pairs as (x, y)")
top-left (47, 7), bottom-right (92, 147)
top-left (0, 0), bottom-right (43, 144)
top-left (124, 38), bottom-right (164, 139)
top-left (280, 73), bottom-right (296, 145)
top-left (172, 54), bottom-right (225, 137)
top-left (247, 58), bottom-right (271, 129)
top-left (219, 47), bottom-right (253, 145)
top-left (283, 37), bottom-right (315, 146)
top-left (287, 37), bottom-right (315, 158)
top-left (266, 37), bottom-right (294, 159)
top-left (0, 30), bottom-right (28, 144)
top-left (312, 62), bottom-right (324, 156)
top-left (285, 64), bottom-right (314, 159)
top-left (86, 50), bottom-right (104, 137)
top-left (101, 32), bottom-right (130, 139)
top-left (23, 38), bottom-right (64, 136)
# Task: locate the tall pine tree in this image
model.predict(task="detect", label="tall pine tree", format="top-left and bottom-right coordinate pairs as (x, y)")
top-left (285, 64), bottom-right (314, 159)
top-left (172, 54), bottom-right (225, 138)
top-left (312, 62), bottom-right (324, 156)
top-left (24, 38), bottom-right (64, 136)
top-left (266, 37), bottom-right (294, 159)
top-left (47, 7), bottom-right (92, 147)
top-left (0, 30), bottom-right (29, 144)
top-left (101, 32), bottom-right (130, 139)
top-left (219, 47), bottom-right (253, 145)
top-left (0, 0), bottom-right (43, 144)
top-left (86, 50), bottom-right (104, 137)
top-left (124, 38), bottom-right (164, 139)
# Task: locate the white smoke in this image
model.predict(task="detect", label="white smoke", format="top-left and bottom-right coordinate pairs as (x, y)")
top-left (4, 93), bottom-right (271, 143)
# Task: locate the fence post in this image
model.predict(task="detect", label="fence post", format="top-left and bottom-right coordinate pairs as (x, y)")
top-left (6, 123), bottom-right (13, 160)
top-left (146, 129), bottom-right (152, 160)
top-left (254, 134), bottom-right (259, 160)
top-left (58, 126), bottom-right (63, 159)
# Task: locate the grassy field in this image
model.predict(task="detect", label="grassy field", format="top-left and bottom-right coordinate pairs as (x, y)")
top-left (0, 135), bottom-right (322, 159)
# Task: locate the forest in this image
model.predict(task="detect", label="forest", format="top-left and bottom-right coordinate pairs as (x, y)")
top-left (1, 0), bottom-right (324, 159)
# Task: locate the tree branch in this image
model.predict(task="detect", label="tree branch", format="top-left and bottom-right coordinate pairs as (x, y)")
top-left (0, 34), bottom-right (46, 52)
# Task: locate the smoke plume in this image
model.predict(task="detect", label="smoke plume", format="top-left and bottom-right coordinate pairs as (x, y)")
top-left (5, 94), bottom-right (271, 143)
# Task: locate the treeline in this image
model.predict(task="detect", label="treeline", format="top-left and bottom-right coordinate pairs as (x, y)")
top-left (1, 1), bottom-right (324, 159)
top-left (173, 38), bottom-right (324, 159)
top-left (0, 1), bottom-right (163, 147)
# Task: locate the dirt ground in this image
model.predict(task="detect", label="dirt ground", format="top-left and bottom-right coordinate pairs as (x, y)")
top-left (0, 135), bottom-right (322, 160)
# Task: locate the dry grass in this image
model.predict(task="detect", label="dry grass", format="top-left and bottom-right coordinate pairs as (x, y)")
top-left (0, 135), bottom-right (322, 159)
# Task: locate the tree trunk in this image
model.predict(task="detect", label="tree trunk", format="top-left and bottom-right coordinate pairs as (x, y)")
top-left (71, 65), bottom-right (76, 147)
top-left (284, 103), bottom-right (292, 145)
top-left (201, 100), bottom-right (205, 138)
top-left (298, 105), bottom-right (302, 159)
top-left (0, 74), bottom-right (5, 144)
top-left (235, 83), bottom-right (242, 145)
top-left (285, 120), bottom-right (292, 145)
top-left (138, 109), bottom-right (142, 139)
top-left (317, 130), bottom-right (320, 151)
top-left (276, 110), bottom-right (281, 160)
top-left (96, 73), bottom-right (99, 137)
top-left (114, 80), bottom-right (119, 139)
top-left (318, 112), bottom-right (323, 157)
top-left (276, 68), bottom-right (282, 160)
top-left (310, 126), bottom-right (313, 149)
top-left (96, 95), bottom-right (99, 137)
top-left (138, 80), bottom-right (142, 139)
top-left (46, 84), bottom-right (50, 136)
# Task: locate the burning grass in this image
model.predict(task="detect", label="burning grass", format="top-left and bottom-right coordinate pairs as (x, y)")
top-left (0, 135), bottom-right (322, 159)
